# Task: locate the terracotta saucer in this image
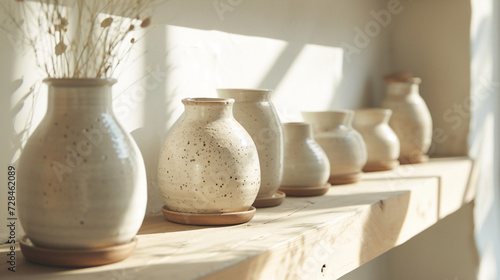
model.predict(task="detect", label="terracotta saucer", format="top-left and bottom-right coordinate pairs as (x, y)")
top-left (363, 160), bottom-right (400, 172)
top-left (20, 236), bottom-right (137, 267)
top-left (279, 183), bottom-right (331, 197)
top-left (399, 154), bottom-right (429, 164)
top-left (252, 191), bottom-right (286, 208)
top-left (329, 172), bottom-right (362, 185)
top-left (162, 206), bottom-right (256, 226)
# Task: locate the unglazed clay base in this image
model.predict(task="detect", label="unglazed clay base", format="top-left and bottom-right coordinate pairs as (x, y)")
top-left (279, 183), bottom-right (331, 197)
top-left (399, 154), bottom-right (429, 164)
top-left (329, 173), bottom-right (362, 185)
top-left (252, 191), bottom-right (286, 208)
top-left (20, 236), bottom-right (137, 267)
top-left (162, 206), bottom-right (256, 226)
top-left (363, 160), bottom-right (400, 172)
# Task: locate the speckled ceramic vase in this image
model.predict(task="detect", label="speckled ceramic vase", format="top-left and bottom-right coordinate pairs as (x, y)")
top-left (279, 123), bottom-right (330, 196)
top-left (353, 109), bottom-right (400, 172)
top-left (17, 79), bottom-right (147, 252)
top-left (217, 89), bottom-right (284, 207)
top-left (157, 98), bottom-right (260, 214)
top-left (382, 73), bottom-right (432, 164)
top-left (302, 110), bottom-right (367, 185)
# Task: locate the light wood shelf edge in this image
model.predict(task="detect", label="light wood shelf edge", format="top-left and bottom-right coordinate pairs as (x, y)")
top-left (0, 157), bottom-right (475, 280)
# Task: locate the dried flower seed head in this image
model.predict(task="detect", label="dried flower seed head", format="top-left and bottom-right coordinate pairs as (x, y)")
top-left (61, 18), bottom-right (68, 26)
top-left (130, 38), bottom-right (135, 43)
top-left (129, 24), bottom-right (134, 31)
top-left (140, 17), bottom-right (151, 28)
top-left (100, 17), bottom-right (113, 28)
top-left (55, 41), bottom-right (67, 56)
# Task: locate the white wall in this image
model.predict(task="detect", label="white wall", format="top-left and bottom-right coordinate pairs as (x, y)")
top-left (470, 0), bottom-right (500, 279)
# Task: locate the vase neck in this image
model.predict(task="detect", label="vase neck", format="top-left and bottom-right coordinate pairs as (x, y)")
top-left (386, 82), bottom-right (420, 97)
top-left (302, 111), bottom-right (353, 132)
top-left (283, 122), bottom-right (313, 140)
top-left (45, 79), bottom-right (115, 114)
top-left (216, 89), bottom-right (271, 103)
top-left (353, 109), bottom-right (391, 127)
top-left (182, 98), bottom-right (234, 122)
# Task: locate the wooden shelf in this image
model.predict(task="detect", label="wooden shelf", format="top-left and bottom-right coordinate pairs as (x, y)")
top-left (0, 157), bottom-right (476, 279)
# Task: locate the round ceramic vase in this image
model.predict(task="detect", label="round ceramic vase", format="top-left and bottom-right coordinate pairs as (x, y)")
top-left (157, 98), bottom-right (260, 214)
top-left (217, 89), bottom-right (284, 201)
top-left (302, 110), bottom-right (367, 185)
top-left (17, 79), bottom-right (147, 250)
top-left (353, 109), bottom-right (400, 172)
top-left (281, 122), bottom-right (330, 188)
top-left (382, 74), bottom-right (432, 164)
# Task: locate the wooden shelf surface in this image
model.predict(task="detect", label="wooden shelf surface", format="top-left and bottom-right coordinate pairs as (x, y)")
top-left (0, 157), bottom-right (476, 279)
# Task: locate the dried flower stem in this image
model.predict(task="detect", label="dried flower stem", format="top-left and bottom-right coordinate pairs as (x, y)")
top-left (0, 0), bottom-right (158, 79)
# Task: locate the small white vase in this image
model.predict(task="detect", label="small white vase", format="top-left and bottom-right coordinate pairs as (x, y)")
top-left (353, 109), bottom-right (400, 171)
top-left (281, 122), bottom-right (330, 188)
top-left (157, 98), bottom-right (260, 214)
top-left (302, 110), bottom-right (367, 185)
top-left (217, 89), bottom-right (284, 203)
top-left (382, 74), bottom-right (432, 164)
top-left (17, 79), bottom-right (147, 250)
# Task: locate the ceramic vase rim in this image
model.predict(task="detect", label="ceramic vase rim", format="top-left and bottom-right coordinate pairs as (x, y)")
top-left (182, 97), bottom-right (235, 105)
top-left (43, 78), bottom-right (117, 87)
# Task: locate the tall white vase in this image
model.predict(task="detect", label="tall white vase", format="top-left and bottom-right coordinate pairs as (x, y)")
top-left (302, 110), bottom-right (367, 185)
top-left (17, 79), bottom-right (147, 251)
top-left (353, 109), bottom-right (400, 171)
top-left (217, 89), bottom-right (284, 207)
top-left (382, 74), bottom-right (432, 164)
top-left (157, 98), bottom-right (260, 214)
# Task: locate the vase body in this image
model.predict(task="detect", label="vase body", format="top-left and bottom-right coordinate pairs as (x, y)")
top-left (302, 110), bottom-right (367, 184)
top-left (217, 89), bottom-right (283, 199)
top-left (17, 79), bottom-right (147, 249)
top-left (381, 80), bottom-right (432, 163)
top-left (281, 122), bottom-right (330, 188)
top-left (353, 109), bottom-right (400, 171)
top-left (157, 98), bottom-right (260, 214)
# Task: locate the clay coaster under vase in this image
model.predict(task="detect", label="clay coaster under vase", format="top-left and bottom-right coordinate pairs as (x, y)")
top-left (399, 154), bottom-right (429, 165)
top-left (162, 206), bottom-right (256, 226)
top-left (279, 183), bottom-right (331, 197)
top-left (363, 160), bottom-right (400, 172)
top-left (329, 172), bottom-right (362, 185)
top-left (252, 191), bottom-right (286, 208)
top-left (20, 236), bottom-right (137, 267)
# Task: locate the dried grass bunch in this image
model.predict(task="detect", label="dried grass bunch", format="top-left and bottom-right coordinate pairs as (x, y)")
top-left (0, 0), bottom-right (159, 78)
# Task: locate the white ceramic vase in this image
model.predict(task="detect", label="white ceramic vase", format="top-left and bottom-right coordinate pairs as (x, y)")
top-left (353, 109), bottom-right (400, 171)
top-left (281, 122), bottom-right (330, 188)
top-left (157, 98), bottom-right (260, 214)
top-left (217, 89), bottom-right (284, 203)
top-left (17, 79), bottom-right (147, 250)
top-left (302, 110), bottom-right (367, 185)
top-left (382, 74), bottom-right (432, 164)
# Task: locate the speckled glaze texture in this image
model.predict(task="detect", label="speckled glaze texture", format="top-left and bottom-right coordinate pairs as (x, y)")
top-left (302, 111), bottom-right (367, 177)
top-left (157, 98), bottom-right (260, 214)
top-left (353, 109), bottom-right (400, 169)
top-left (382, 81), bottom-right (432, 162)
top-left (217, 89), bottom-right (283, 199)
top-left (17, 79), bottom-right (147, 249)
top-left (281, 123), bottom-right (330, 188)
